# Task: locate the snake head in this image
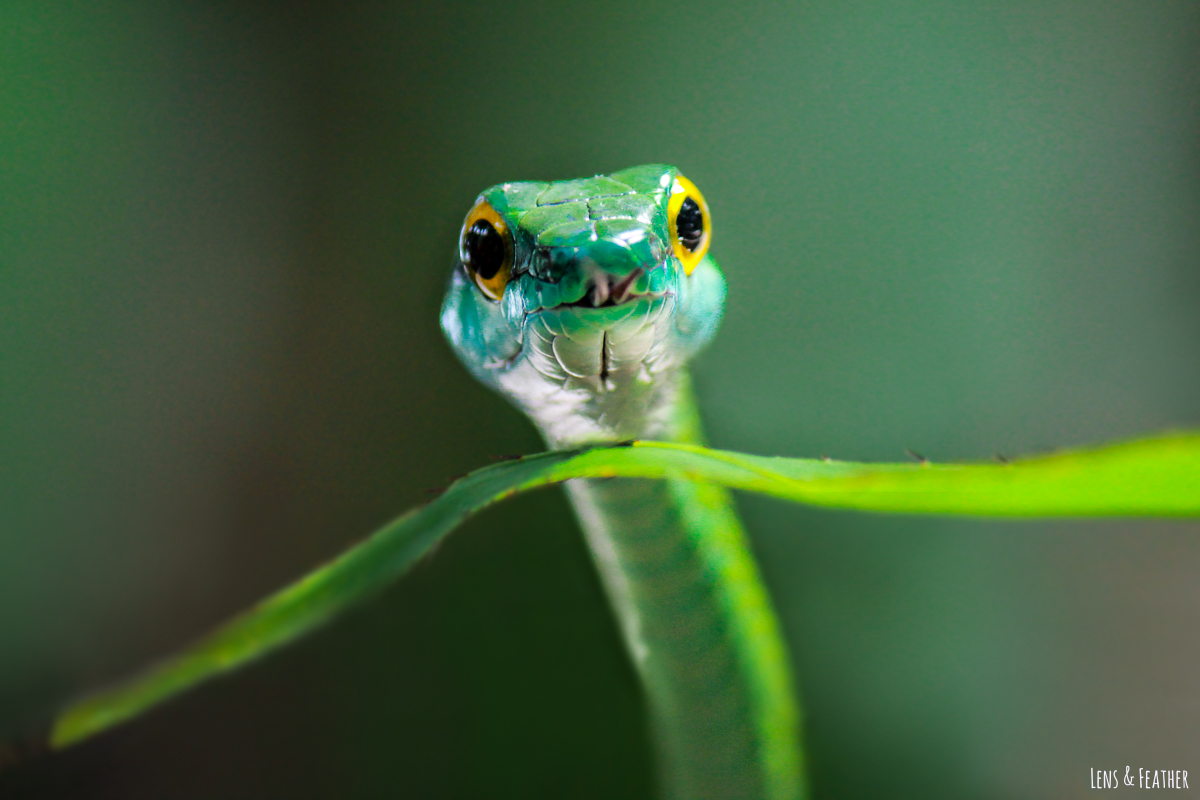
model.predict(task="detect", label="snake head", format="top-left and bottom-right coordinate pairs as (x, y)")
top-left (440, 164), bottom-right (726, 445)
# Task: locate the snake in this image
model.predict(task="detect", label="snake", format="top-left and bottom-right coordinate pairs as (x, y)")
top-left (440, 165), bottom-right (805, 799)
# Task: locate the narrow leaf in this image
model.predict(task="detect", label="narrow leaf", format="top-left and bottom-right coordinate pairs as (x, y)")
top-left (49, 431), bottom-right (1200, 750)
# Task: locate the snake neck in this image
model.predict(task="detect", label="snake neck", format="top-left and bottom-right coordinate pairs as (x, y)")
top-left (500, 358), bottom-right (690, 449)
top-left (561, 398), bottom-right (804, 799)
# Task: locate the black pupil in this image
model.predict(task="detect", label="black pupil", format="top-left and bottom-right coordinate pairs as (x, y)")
top-left (465, 220), bottom-right (505, 280)
top-left (676, 197), bottom-right (705, 251)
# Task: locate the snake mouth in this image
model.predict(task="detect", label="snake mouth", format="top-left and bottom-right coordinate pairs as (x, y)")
top-left (562, 268), bottom-right (647, 309)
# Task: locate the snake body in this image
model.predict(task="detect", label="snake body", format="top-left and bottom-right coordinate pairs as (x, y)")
top-left (441, 165), bottom-right (804, 799)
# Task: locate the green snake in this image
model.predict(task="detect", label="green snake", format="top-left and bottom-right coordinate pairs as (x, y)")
top-left (440, 165), bottom-right (806, 799)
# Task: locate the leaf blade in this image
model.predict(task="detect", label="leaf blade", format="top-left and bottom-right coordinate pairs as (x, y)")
top-left (49, 431), bottom-right (1200, 750)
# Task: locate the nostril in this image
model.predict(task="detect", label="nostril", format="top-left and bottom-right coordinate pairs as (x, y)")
top-left (530, 246), bottom-right (578, 283)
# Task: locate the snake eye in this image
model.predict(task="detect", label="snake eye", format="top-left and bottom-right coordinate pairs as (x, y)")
top-left (460, 199), bottom-right (513, 301)
top-left (668, 174), bottom-right (711, 276)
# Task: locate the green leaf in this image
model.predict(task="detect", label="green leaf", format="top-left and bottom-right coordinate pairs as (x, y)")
top-left (48, 431), bottom-right (1200, 750)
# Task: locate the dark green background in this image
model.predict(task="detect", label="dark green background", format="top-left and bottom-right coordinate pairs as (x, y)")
top-left (3, 2), bottom-right (1199, 797)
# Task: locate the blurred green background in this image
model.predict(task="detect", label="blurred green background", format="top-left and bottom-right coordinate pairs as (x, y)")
top-left (2, 1), bottom-right (1199, 797)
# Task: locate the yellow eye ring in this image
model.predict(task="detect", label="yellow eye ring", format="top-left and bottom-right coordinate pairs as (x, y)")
top-left (667, 174), bottom-right (711, 275)
top-left (460, 199), bottom-right (513, 301)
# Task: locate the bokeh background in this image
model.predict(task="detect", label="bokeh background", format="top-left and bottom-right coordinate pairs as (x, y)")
top-left (2, 2), bottom-right (1199, 797)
